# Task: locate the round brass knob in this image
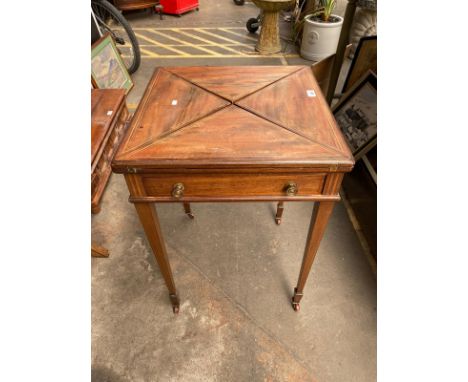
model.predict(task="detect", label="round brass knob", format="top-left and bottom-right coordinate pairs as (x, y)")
top-left (285, 181), bottom-right (298, 196)
top-left (172, 183), bottom-right (185, 198)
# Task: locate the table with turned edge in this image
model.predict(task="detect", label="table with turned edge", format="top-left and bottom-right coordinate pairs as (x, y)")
top-left (112, 66), bottom-right (354, 313)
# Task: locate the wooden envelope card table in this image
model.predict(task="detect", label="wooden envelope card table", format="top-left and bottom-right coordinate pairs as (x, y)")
top-left (112, 66), bottom-right (354, 314)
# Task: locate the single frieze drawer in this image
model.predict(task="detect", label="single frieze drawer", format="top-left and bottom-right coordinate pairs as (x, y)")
top-left (141, 173), bottom-right (326, 199)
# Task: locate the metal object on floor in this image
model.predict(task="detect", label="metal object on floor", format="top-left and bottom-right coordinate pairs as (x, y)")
top-left (246, 14), bottom-right (261, 33)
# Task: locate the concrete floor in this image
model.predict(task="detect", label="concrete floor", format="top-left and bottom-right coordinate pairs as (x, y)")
top-left (92, 1), bottom-right (376, 381)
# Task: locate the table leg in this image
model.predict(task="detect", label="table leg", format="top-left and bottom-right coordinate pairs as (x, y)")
top-left (275, 201), bottom-right (284, 225)
top-left (183, 202), bottom-right (194, 219)
top-left (91, 243), bottom-right (109, 258)
top-left (292, 201), bottom-right (336, 311)
top-left (133, 202), bottom-right (180, 314)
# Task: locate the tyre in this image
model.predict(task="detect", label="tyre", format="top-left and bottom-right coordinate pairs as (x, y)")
top-left (246, 18), bottom-right (260, 33)
top-left (234, 0), bottom-right (245, 5)
top-left (91, 0), bottom-right (141, 74)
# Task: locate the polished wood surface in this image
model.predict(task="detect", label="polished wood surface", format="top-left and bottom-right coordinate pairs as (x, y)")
top-left (165, 66), bottom-right (300, 101)
top-left (113, 66), bottom-right (354, 313)
top-left (91, 243), bottom-right (110, 258)
top-left (113, 0), bottom-right (159, 11)
top-left (92, 89), bottom-right (129, 214)
top-left (236, 68), bottom-right (350, 156)
top-left (113, 66), bottom-right (353, 172)
top-left (140, 172), bottom-right (325, 198)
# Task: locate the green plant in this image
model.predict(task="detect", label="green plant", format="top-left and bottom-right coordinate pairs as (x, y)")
top-left (311, 0), bottom-right (337, 22)
top-left (291, 0), bottom-right (337, 44)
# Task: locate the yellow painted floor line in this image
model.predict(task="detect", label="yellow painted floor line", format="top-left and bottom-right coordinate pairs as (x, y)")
top-left (147, 29), bottom-right (219, 56)
top-left (135, 32), bottom-right (189, 56)
top-left (138, 43), bottom-right (252, 47)
top-left (139, 47), bottom-right (159, 58)
top-left (196, 28), bottom-right (255, 48)
top-left (131, 27), bottom-right (248, 31)
top-left (218, 28), bottom-right (258, 42)
top-left (173, 28), bottom-right (250, 56)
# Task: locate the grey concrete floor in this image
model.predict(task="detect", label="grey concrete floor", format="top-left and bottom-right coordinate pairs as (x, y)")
top-left (92, 1), bottom-right (376, 381)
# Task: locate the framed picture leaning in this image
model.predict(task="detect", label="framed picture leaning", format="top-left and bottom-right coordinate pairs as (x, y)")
top-left (333, 70), bottom-right (377, 160)
top-left (91, 33), bottom-right (133, 94)
top-left (342, 35), bottom-right (377, 93)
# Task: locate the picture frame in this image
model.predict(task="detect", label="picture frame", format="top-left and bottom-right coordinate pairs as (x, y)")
top-left (333, 70), bottom-right (377, 160)
top-left (91, 33), bottom-right (133, 94)
top-left (342, 35), bottom-right (377, 93)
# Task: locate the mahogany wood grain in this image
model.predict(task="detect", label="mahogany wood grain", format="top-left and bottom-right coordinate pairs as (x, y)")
top-left (115, 105), bottom-right (349, 169)
top-left (128, 194), bottom-right (341, 203)
top-left (141, 172), bottom-right (325, 198)
top-left (292, 173), bottom-right (342, 309)
top-left (113, 0), bottom-right (158, 10)
top-left (236, 67), bottom-right (352, 157)
top-left (117, 68), bottom-right (229, 155)
top-left (275, 201), bottom-right (284, 225)
top-left (91, 88), bottom-right (126, 165)
top-left (292, 200), bottom-right (336, 308)
top-left (165, 66), bottom-right (302, 102)
top-left (91, 243), bottom-right (109, 258)
top-left (113, 67), bottom-right (353, 173)
top-left (92, 89), bottom-right (129, 214)
top-left (183, 202), bottom-right (194, 219)
top-left (125, 174), bottom-right (180, 312)
top-left (112, 66), bottom-right (354, 312)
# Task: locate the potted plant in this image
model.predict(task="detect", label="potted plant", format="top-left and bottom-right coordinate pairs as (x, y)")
top-left (298, 0), bottom-right (344, 61)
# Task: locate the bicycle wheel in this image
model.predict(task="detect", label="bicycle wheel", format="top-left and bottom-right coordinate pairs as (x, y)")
top-left (91, 0), bottom-right (141, 74)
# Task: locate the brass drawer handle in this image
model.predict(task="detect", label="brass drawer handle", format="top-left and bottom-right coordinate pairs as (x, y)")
top-left (172, 183), bottom-right (185, 198)
top-left (285, 181), bottom-right (298, 196)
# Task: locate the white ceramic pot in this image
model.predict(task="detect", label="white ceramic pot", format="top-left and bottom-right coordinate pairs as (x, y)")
top-left (300, 14), bottom-right (344, 61)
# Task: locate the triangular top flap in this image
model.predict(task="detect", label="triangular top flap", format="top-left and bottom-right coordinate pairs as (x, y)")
top-left (165, 66), bottom-right (303, 102)
top-left (123, 106), bottom-right (345, 164)
top-left (119, 68), bottom-right (230, 155)
top-left (236, 67), bottom-right (352, 157)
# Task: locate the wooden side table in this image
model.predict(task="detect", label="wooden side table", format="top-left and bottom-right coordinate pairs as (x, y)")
top-left (92, 89), bottom-right (129, 214)
top-left (112, 66), bottom-right (354, 313)
top-left (92, 89), bottom-right (130, 258)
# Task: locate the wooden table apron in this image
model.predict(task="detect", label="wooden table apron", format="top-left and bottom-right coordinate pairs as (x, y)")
top-left (112, 66), bottom-right (354, 313)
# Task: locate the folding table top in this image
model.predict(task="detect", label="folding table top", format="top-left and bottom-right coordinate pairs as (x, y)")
top-left (112, 66), bottom-right (353, 173)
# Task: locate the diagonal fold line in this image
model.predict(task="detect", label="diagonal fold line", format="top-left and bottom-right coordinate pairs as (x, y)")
top-left (165, 69), bottom-right (234, 103)
top-left (122, 70), bottom-right (231, 157)
top-left (234, 103), bottom-right (348, 157)
top-left (121, 103), bottom-right (228, 157)
top-left (166, 66), bottom-right (305, 103)
top-left (234, 66), bottom-right (306, 103)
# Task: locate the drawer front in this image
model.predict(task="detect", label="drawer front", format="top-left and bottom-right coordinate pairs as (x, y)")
top-left (141, 173), bottom-right (326, 199)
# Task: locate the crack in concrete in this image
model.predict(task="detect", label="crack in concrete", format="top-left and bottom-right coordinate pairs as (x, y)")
top-left (167, 243), bottom-right (318, 380)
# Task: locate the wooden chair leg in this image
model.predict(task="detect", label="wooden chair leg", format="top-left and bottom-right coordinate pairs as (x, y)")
top-left (183, 202), bottom-right (194, 219)
top-left (275, 201), bottom-right (284, 225)
top-left (92, 243), bottom-right (109, 258)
